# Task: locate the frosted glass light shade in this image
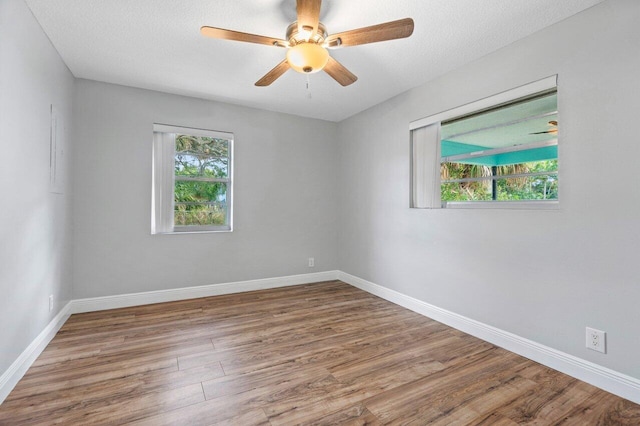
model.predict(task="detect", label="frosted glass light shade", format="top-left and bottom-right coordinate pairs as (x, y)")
top-left (286, 43), bottom-right (329, 74)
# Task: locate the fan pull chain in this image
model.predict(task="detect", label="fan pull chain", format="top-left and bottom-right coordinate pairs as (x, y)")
top-left (306, 74), bottom-right (312, 99)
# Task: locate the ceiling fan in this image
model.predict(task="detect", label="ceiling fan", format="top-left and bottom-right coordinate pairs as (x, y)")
top-left (530, 120), bottom-right (558, 135)
top-left (200, 0), bottom-right (414, 87)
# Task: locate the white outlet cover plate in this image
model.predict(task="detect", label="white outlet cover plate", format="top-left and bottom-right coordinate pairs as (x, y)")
top-left (586, 327), bottom-right (606, 354)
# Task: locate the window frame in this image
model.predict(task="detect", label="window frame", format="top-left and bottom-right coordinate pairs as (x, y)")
top-left (152, 123), bottom-right (233, 234)
top-left (409, 75), bottom-right (559, 210)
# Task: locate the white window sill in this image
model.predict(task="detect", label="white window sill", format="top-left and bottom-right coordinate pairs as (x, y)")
top-left (443, 200), bottom-right (559, 210)
top-left (152, 226), bottom-right (232, 235)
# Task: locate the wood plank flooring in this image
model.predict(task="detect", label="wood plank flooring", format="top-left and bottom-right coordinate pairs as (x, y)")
top-left (1, 280), bottom-right (639, 425)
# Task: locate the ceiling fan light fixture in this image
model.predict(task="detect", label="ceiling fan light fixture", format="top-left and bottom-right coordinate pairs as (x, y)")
top-left (201, 0), bottom-right (414, 87)
top-left (286, 43), bottom-right (329, 74)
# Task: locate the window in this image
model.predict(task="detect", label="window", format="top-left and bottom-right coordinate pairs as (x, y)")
top-left (152, 124), bottom-right (233, 233)
top-left (411, 76), bottom-right (558, 209)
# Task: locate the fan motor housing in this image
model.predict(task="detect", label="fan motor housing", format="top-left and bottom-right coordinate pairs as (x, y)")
top-left (286, 22), bottom-right (328, 45)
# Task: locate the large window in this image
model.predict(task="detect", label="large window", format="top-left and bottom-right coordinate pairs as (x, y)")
top-left (411, 76), bottom-right (558, 209)
top-left (152, 124), bottom-right (233, 233)
top-left (441, 91), bottom-right (557, 204)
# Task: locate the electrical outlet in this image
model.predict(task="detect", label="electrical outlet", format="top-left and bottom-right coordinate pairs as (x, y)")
top-left (49, 295), bottom-right (54, 312)
top-left (308, 257), bottom-right (315, 268)
top-left (586, 327), bottom-right (606, 353)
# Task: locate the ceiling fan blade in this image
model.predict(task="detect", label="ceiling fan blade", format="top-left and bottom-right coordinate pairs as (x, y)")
top-left (529, 130), bottom-right (558, 135)
top-left (201, 26), bottom-right (288, 47)
top-left (255, 60), bottom-right (291, 86)
top-left (326, 18), bottom-right (414, 48)
top-left (296, 0), bottom-right (322, 39)
top-left (324, 56), bottom-right (357, 86)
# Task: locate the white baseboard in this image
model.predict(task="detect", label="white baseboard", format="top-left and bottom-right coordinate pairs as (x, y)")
top-left (3, 270), bottom-right (638, 407)
top-left (71, 270), bottom-right (340, 314)
top-left (338, 271), bottom-right (640, 405)
top-left (0, 301), bottom-right (72, 404)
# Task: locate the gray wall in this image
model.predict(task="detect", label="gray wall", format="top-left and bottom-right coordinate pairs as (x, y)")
top-left (337, 0), bottom-right (640, 379)
top-left (3, 0), bottom-right (639, 395)
top-left (72, 80), bottom-right (339, 298)
top-left (0, 0), bottom-right (74, 374)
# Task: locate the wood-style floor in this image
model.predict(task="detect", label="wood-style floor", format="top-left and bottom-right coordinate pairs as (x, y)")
top-left (1, 281), bottom-right (639, 425)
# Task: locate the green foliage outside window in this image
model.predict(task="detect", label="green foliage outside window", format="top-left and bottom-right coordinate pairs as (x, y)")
top-left (174, 135), bottom-right (229, 226)
top-left (441, 160), bottom-right (557, 202)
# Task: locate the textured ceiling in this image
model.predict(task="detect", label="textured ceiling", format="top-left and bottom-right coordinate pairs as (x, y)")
top-left (25, 0), bottom-right (602, 122)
